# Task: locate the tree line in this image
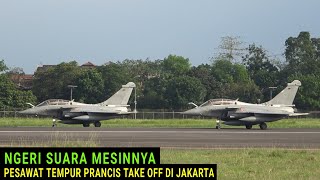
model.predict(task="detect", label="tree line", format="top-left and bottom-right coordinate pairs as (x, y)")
top-left (1, 31), bottom-right (320, 110)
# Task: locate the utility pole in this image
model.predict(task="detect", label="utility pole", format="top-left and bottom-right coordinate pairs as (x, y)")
top-left (67, 85), bottom-right (78, 101)
top-left (268, 87), bottom-right (277, 100)
top-left (134, 85), bottom-right (137, 119)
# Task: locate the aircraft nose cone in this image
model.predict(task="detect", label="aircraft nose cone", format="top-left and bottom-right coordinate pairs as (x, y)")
top-left (19, 110), bottom-right (27, 114)
top-left (19, 109), bottom-right (33, 115)
top-left (181, 108), bottom-right (201, 116)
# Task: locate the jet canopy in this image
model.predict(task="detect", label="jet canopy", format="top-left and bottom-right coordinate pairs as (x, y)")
top-left (200, 99), bottom-right (236, 107)
top-left (36, 99), bottom-right (70, 107)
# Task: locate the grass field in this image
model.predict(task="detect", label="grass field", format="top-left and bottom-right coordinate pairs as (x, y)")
top-left (8, 136), bottom-right (320, 180)
top-left (161, 149), bottom-right (320, 180)
top-left (2, 117), bottom-right (319, 179)
top-left (0, 117), bottom-right (320, 128)
top-left (7, 135), bottom-right (320, 179)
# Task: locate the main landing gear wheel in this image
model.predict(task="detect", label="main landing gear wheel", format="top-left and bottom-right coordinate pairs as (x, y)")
top-left (83, 123), bottom-right (90, 127)
top-left (259, 122), bottom-right (267, 130)
top-left (94, 121), bottom-right (101, 127)
top-left (245, 125), bottom-right (252, 129)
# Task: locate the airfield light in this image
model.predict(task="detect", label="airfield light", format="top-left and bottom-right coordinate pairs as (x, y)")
top-left (67, 85), bottom-right (78, 101)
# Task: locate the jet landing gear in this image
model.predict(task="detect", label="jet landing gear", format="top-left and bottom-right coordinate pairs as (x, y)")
top-left (259, 122), bottom-right (267, 130)
top-left (94, 121), bottom-right (101, 127)
top-left (83, 122), bottom-right (101, 127)
top-left (216, 120), bottom-right (221, 129)
top-left (52, 119), bottom-right (57, 127)
top-left (245, 125), bottom-right (252, 129)
top-left (83, 123), bottom-right (90, 127)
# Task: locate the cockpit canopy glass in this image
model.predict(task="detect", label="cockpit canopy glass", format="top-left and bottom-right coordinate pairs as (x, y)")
top-left (36, 99), bottom-right (70, 107)
top-left (200, 99), bottom-right (236, 107)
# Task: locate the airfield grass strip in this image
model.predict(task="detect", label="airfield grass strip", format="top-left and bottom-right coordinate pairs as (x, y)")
top-left (2, 124), bottom-right (319, 179)
top-left (7, 132), bottom-right (100, 147)
top-left (161, 148), bottom-right (320, 180)
top-left (8, 134), bottom-right (320, 180)
top-left (0, 117), bottom-right (320, 128)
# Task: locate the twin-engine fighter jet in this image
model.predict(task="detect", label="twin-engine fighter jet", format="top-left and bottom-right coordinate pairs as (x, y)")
top-left (19, 82), bottom-right (136, 127)
top-left (182, 80), bottom-right (308, 130)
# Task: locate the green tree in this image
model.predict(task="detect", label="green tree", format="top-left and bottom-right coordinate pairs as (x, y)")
top-left (188, 64), bottom-right (221, 100)
top-left (139, 77), bottom-right (168, 109)
top-left (211, 59), bottom-right (234, 83)
top-left (164, 76), bottom-right (206, 109)
top-left (0, 74), bottom-right (17, 107)
top-left (0, 77), bottom-right (36, 108)
top-left (119, 59), bottom-right (166, 107)
top-left (224, 82), bottom-right (262, 103)
top-left (0, 60), bottom-right (8, 72)
top-left (0, 60), bottom-right (36, 108)
top-left (98, 62), bottom-right (132, 101)
top-left (283, 32), bottom-right (320, 109)
top-left (287, 74), bottom-right (320, 110)
top-left (74, 69), bottom-right (104, 103)
top-left (162, 55), bottom-right (191, 76)
top-left (120, 59), bottom-right (162, 94)
top-left (11, 90), bottom-right (37, 108)
top-left (212, 58), bottom-right (250, 83)
top-left (210, 58), bottom-right (261, 102)
top-left (242, 44), bottom-right (280, 101)
top-left (285, 31), bottom-right (320, 75)
top-left (32, 61), bottom-right (81, 102)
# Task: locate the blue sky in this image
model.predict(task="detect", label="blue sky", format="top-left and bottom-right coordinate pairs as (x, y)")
top-left (0, 0), bottom-right (319, 73)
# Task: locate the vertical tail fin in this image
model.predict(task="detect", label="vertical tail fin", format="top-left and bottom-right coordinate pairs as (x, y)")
top-left (265, 80), bottom-right (301, 106)
top-left (99, 82), bottom-right (136, 106)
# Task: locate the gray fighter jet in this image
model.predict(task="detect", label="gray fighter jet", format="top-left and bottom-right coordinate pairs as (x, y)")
top-left (19, 82), bottom-right (136, 127)
top-left (182, 80), bottom-right (308, 130)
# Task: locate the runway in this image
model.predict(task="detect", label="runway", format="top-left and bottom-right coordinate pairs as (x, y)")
top-left (0, 127), bottom-right (319, 149)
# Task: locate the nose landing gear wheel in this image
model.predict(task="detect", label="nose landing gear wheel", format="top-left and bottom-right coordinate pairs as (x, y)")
top-left (94, 121), bottom-right (101, 127)
top-left (245, 125), bottom-right (252, 129)
top-left (259, 122), bottom-right (267, 130)
top-left (216, 120), bottom-right (221, 129)
top-left (52, 119), bottom-right (57, 127)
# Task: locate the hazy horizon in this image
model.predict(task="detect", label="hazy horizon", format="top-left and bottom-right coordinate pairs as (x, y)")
top-left (1, 0), bottom-right (319, 73)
